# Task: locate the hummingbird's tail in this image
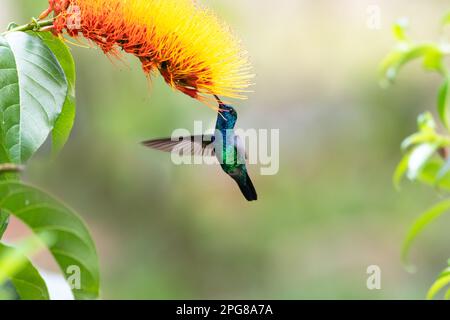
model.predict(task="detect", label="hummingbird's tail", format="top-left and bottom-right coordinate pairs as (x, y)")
top-left (233, 172), bottom-right (258, 201)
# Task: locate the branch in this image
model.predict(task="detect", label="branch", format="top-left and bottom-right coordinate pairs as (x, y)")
top-left (2, 19), bottom-right (54, 36)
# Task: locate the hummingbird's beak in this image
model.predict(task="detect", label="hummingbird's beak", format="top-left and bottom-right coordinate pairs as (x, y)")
top-left (214, 94), bottom-right (224, 107)
top-left (215, 94), bottom-right (228, 120)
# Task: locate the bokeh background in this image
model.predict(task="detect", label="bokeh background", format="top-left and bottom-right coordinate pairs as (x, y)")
top-left (2, 0), bottom-right (450, 299)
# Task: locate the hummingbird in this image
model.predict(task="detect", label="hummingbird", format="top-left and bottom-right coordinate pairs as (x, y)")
top-left (142, 97), bottom-right (258, 201)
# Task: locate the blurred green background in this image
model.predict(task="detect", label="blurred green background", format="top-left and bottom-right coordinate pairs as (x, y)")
top-left (2, 0), bottom-right (450, 299)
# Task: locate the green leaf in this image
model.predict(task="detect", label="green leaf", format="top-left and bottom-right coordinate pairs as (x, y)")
top-left (445, 288), bottom-right (450, 300)
top-left (33, 32), bottom-right (76, 156)
top-left (0, 181), bottom-right (100, 299)
top-left (438, 77), bottom-right (450, 129)
top-left (407, 143), bottom-right (439, 180)
top-left (393, 18), bottom-right (409, 41)
top-left (393, 153), bottom-right (410, 190)
top-left (52, 95), bottom-right (75, 157)
top-left (402, 199), bottom-right (450, 270)
top-left (422, 47), bottom-right (444, 71)
top-left (418, 160), bottom-right (441, 185)
top-left (442, 12), bottom-right (450, 26)
top-left (0, 236), bottom-right (52, 300)
top-left (400, 113), bottom-right (446, 151)
top-left (0, 210), bottom-right (8, 239)
top-left (418, 159), bottom-right (450, 190)
top-left (379, 50), bottom-right (408, 84)
top-left (380, 44), bottom-right (444, 84)
top-left (427, 267), bottom-right (450, 300)
top-left (401, 132), bottom-right (435, 151)
top-left (436, 157), bottom-right (450, 183)
top-left (417, 112), bottom-right (436, 131)
top-left (0, 32), bottom-right (68, 163)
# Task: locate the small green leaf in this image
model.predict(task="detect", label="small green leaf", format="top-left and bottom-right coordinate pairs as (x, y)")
top-left (401, 132), bottom-right (435, 151)
top-left (379, 50), bottom-right (408, 84)
top-left (393, 18), bottom-right (409, 41)
top-left (33, 32), bottom-right (76, 156)
top-left (445, 288), bottom-right (450, 300)
top-left (400, 113), bottom-right (444, 151)
top-left (0, 236), bottom-right (52, 300)
top-left (438, 267), bottom-right (450, 279)
top-left (0, 181), bottom-right (100, 299)
top-left (0, 32), bottom-right (68, 163)
top-left (393, 153), bottom-right (410, 190)
top-left (402, 199), bottom-right (450, 270)
top-left (438, 77), bottom-right (450, 129)
top-left (418, 159), bottom-right (441, 186)
top-left (436, 156), bottom-right (450, 182)
top-left (427, 267), bottom-right (450, 300)
top-left (422, 46), bottom-right (443, 71)
top-left (7, 23), bottom-right (19, 31)
top-left (407, 143), bottom-right (439, 180)
top-left (417, 159), bottom-right (450, 190)
top-left (380, 44), bottom-right (444, 84)
top-left (442, 12), bottom-right (450, 26)
top-left (417, 112), bottom-right (436, 131)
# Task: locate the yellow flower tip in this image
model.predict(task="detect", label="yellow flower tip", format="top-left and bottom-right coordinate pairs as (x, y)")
top-left (44, 0), bottom-right (254, 103)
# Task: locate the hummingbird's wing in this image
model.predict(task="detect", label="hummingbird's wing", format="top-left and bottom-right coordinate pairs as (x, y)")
top-left (142, 135), bottom-right (216, 157)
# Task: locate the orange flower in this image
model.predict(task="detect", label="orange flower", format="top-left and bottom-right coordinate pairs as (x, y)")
top-left (40, 0), bottom-right (253, 103)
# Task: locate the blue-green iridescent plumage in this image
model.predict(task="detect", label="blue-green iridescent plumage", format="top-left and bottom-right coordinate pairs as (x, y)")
top-left (214, 102), bottom-right (257, 201)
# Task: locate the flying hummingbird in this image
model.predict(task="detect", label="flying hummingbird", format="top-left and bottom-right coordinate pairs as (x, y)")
top-left (142, 97), bottom-right (258, 201)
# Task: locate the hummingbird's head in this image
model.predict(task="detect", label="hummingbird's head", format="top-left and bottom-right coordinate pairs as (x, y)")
top-left (218, 104), bottom-right (238, 128)
top-left (215, 95), bottom-right (237, 128)
top-left (220, 104), bottom-right (237, 117)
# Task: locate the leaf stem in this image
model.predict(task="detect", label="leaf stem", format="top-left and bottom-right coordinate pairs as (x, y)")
top-left (0, 164), bottom-right (24, 173)
top-left (2, 19), bottom-right (54, 36)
